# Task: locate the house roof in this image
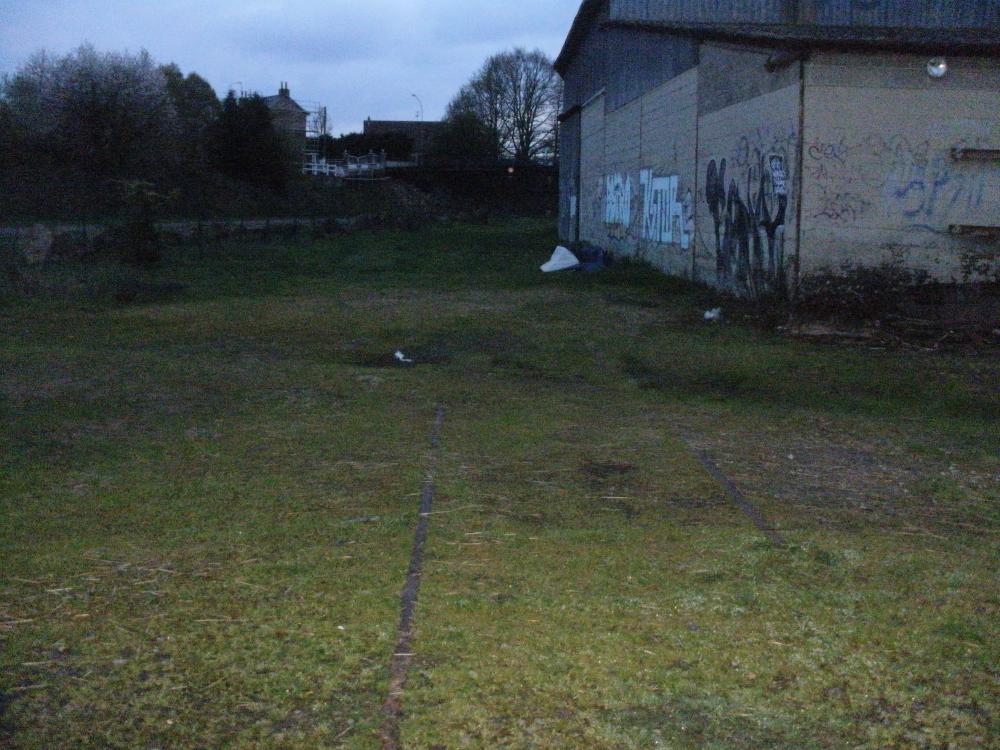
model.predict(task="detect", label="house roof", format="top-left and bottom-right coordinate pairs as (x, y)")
top-left (262, 95), bottom-right (307, 114)
top-left (607, 18), bottom-right (1000, 55)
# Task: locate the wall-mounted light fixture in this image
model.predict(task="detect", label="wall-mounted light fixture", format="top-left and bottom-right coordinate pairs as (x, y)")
top-left (927, 57), bottom-right (949, 79)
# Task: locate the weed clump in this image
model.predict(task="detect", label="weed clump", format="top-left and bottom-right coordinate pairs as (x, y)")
top-left (115, 181), bottom-right (174, 266)
top-left (794, 264), bottom-right (929, 324)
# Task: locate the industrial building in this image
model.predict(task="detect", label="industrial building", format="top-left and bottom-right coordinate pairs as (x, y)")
top-left (555, 1), bottom-right (1000, 296)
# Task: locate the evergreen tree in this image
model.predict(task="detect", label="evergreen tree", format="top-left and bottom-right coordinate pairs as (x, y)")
top-left (211, 92), bottom-right (292, 191)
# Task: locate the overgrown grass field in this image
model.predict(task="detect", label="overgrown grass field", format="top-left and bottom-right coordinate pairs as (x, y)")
top-left (1, 220), bottom-right (997, 748)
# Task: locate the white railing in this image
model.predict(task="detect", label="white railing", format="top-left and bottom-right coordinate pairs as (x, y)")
top-left (303, 150), bottom-right (388, 179)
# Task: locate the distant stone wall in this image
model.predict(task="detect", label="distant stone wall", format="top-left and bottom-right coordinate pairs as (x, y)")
top-left (0, 218), bottom-right (338, 265)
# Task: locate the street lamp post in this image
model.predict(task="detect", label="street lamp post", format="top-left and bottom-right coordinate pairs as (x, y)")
top-left (411, 93), bottom-right (424, 122)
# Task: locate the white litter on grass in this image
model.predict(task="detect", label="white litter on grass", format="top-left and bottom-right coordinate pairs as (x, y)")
top-left (541, 246), bottom-right (581, 273)
top-left (395, 351), bottom-right (414, 364)
top-left (704, 308), bottom-right (723, 322)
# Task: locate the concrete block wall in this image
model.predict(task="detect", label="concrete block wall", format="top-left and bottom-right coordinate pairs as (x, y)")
top-left (579, 94), bottom-right (607, 251)
top-left (601, 97), bottom-right (643, 256)
top-left (800, 52), bottom-right (1000, 282)
top-left (638, 69), bottom-right (699, 277)
top-left (573, 42), bottom-right (802, 295)
top-left (695, 44), bottom-right (802, 294)
top-left (565, 38), bottom-right (1000, 293)
top-left (694, 86), bottom-right (801, 292)
top-left (577, 70), bottom-right (700, 277)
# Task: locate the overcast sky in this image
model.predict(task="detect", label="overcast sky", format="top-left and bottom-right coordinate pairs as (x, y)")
top-left (0, 0), bottom-right (579, 135)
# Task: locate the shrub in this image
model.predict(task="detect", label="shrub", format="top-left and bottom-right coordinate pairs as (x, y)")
top-left (115, 181), bottom-right (173, 266)
top-left (795, 264), bottom-right (929, 323)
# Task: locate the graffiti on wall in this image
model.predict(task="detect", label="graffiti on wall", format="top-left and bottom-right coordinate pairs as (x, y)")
top-left (812, 188), bottom-right (871, 225)
top-left (640, 170), bottom-right (693, 250)
top-left (705, 151), bottom-right (789, 296)
top-left (886, 150), bottom-right (987, 225)
top-left (682, 190), bottom-right (694, 251)
top-left (805, 134), bottom-right (989, 227)
top-left (601, 169), bottom-right (692, 249)
top-left (804, 136), bottom-right (849, 181)
top-left (604, 173), bottom-right (633, 238)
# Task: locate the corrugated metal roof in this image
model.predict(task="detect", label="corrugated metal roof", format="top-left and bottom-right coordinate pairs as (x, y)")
top-left (556, 0), bottom-right (1000, 74)
top-left (607, 18), bottom-right (1000, 54)
top-left (610, 0), bottom-right (1000, 28)
top-left (797, 0), bottom-right (999, 28)
top-left (611, 0), bottom-right (792, 25)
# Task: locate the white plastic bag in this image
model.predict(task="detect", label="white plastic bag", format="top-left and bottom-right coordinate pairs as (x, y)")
top-left (704, 308), bottom-right (723, 322)
top-left (541, 246), bottom-right (581, 273)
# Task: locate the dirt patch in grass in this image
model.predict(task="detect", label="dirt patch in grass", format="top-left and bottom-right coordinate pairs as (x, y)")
top-left (675, 415), bottom-right (998, 536)
top-left (580, 461), bottom-right (642, 520)
top-left (112, 280), bottom-right (188, 305)
top-left (506, 510), bottom-right (557, 526)
top-left (580, 460), bottom-right (637, 481)
top-left (781, 320), bottom-right (1000, 355)
top-left (600, 498), bottom-right (641, 521)
top-left (268, 705), bottom-right (320, 739)
top-left (343, 325), bottom-right (530, 371)
top-left (609, 696), bottom-right (801, 749)
top-left (603, 291), bottom-right (663, 309)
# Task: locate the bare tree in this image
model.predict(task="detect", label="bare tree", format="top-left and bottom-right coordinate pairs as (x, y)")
top-left (445, 48), bottom-right (562, 165)
top-left (447, 60), bottom-right (507, 163)
top-left (497, 49), bottom-right (561, 163)
top-left (2, 44), bottom-right (178, 176)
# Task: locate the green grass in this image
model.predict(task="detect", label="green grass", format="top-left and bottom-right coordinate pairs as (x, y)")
top-left (1, 219), bottom-right (998, 749)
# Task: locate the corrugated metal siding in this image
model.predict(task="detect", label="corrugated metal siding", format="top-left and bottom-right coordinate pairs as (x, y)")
top-left (611, 0), bottom-right (793, 24)
top-left (801, 0), bottom-right (1000, 28)
top-left (562, 6), bottom-right (609, 110)
top-left (562, 5), bottom-right (698, 113)
top-left (605, 29), bottom-right (698, 112)
top-left (560, 0), bottom-right (998, 115)
top-left (558, 114), bottom-right (582, 242)
top-left (611, 0), bottom-right (1000, 29)
top-left (697, 42), bottom-right (801, 116)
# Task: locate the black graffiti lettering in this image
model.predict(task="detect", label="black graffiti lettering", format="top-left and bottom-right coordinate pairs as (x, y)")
top-left (706, 158), bottom-right (728, 282)
top-left (706, 152), bottom-right (788, 296)
top-left (813, 189), bottom-right (871, 224)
